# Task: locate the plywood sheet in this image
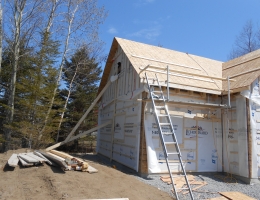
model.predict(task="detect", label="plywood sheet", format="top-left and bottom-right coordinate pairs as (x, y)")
top-left (219, 191), bottom-right (256, 200)
top-left (98, 37), bottom-right (223, 96)
top-left (209, 197), bottom-right (228, 200)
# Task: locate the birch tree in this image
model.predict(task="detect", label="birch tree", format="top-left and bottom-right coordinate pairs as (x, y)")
top-left (3, 0), bottom-right (44, 151)
top-left (37, 0), bottom-right (106, 142)
top-left (56, 44), bottom-right (103, 142)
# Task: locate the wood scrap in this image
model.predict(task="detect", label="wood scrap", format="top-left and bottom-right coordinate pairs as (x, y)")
top-left (160, 174), bottom-right (207, 194)
top-left (86, 165), bottom-right (98, 173)
top-left (182, 181), bottom-right (207, 194)
top-left (219, 191), bottom-right (256, 200)
top-left (8, 154), bottom-right (19, 167)
top-left (208, 197), bottom-right (228, 200)
top-left (160, 175), bottom-right (195, 184)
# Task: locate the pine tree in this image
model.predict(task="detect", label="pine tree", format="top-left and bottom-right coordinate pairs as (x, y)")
top-left (10, 32), bottom-right (62, 148)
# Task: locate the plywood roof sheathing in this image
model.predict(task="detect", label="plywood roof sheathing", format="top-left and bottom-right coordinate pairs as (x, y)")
top-left (98, 37), bottom-right (223, 95)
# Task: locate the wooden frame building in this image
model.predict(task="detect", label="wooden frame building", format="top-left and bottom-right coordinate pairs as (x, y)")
top-left (96, 37), bottom-right (260, 183)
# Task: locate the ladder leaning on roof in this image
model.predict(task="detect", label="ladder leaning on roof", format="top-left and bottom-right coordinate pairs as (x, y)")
top-left (145, 72), bottom-right (194, 200)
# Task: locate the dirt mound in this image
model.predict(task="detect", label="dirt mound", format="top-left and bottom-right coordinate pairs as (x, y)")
top-left (0, 149), bottom-right (174, 200)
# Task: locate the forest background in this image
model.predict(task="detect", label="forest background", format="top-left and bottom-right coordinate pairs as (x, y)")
top-left (0, 0), bottom-right (107, 152)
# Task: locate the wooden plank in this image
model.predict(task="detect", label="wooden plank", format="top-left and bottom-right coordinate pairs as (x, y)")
top-left (18, 156), bottom-right (34, 167)
top-left (49, 150), bottom-right (74, 160)
top-left (33, 151), bottom-right (54, 166)
top-left (39, 150), bottom-right (68, 170)
top-left (46, 152), bottom-right (66, 162)
top-left (182, 182), bottom-right (207, 194)
top-left (18, 153), bottom-right (39, 163)
top-left (46, 121), bottom-right (111, 151)
top-left (64, 75), bottom-right (117, 142)
top-left (50, 150), bottom-right (89, 171)
top-left (8, 154), bottom-right (19, 167)
top-left (26, 152), bottom-right (46, 163)
top-left (219, 191), bottom-right (256, 200)
top-left (208, 197), bottom-right (228, 200)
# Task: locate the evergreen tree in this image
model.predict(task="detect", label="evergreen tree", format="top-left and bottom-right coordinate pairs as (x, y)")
top-left (58, 45), bottom-right (101, 146)
top-left (0, 32), bottom-right (63, 149)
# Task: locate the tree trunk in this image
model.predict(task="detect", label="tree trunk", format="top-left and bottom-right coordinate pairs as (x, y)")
top-left (56, 63), bottom-right (79, 142)
top-left (4, 0), bottom-right (26, 152)
top-left (37, 2), bottom-right (78, 141)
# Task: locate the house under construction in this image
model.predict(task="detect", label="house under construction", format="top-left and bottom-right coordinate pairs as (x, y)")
top-left (95, 37), bottom-right (260, 184)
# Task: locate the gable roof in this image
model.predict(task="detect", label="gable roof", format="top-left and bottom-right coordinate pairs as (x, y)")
top-left (98, 37), bottom-right (223, 95)
top-left (222, 49), bottom-right (260, 93)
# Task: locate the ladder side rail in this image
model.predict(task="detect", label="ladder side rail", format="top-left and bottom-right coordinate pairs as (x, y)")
top-left (144, 73), bottom-right (169, 155)
top-left (152, 74), bottom-right (181, 199)
top-left (155, 74), bottom-right (194, 200)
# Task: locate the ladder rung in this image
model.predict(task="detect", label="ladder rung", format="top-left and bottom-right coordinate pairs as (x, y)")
top-left (158, 114), bottom-right (168, 117)
top-left (159, 123), bottom-right (171, 126)
top-left (155, 106), bottom-right (165, 109)
top-left (165, 142), bottom-right (177, 145)
top-left (167, 152), bottom-right (180, 155)
top-left (147, 77), bottom-right (157, 80)
top-left (152, 91), bottom-right (162, 93)
top-left (162, 132), bottom-right (173, 135)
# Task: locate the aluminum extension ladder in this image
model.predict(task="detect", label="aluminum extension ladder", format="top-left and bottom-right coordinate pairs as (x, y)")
top-left (145, 73), bottom-right (194, 200)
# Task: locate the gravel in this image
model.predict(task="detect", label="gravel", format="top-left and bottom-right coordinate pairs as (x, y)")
top-left (135, 173), bottom-right (260, 200)
top-left (81, 154), bottom-right (260, 200)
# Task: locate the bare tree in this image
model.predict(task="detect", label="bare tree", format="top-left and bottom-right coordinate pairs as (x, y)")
top-left (3, 0), bottom-right (44, 151)
top-left (229, 20), bottom-right (260, 59)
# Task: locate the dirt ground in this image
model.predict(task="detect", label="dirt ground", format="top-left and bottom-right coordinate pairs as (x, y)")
top-left (0, 149), bottom-right (174, 200)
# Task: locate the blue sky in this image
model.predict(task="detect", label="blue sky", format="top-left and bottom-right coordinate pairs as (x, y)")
top-left (98, 0), bottom-right (260, 64)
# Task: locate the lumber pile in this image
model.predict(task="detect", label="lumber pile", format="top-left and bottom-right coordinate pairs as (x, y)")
top-left (160, 175), bottom-right (207, 194)
top-left (7, 150), bottom-right (98, 173)
top-left (48, 150), bottom-right (89, 172)
top-left (8, 152), bottom-right (51, 167)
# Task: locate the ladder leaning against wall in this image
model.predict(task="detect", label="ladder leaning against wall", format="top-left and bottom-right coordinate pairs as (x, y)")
top-left (145, 72), bottom-right (194, 200)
